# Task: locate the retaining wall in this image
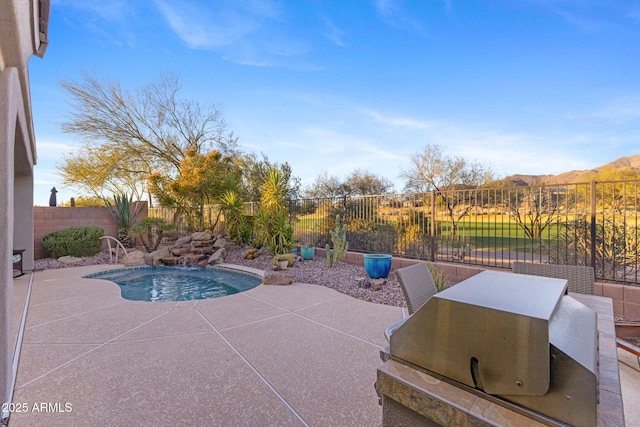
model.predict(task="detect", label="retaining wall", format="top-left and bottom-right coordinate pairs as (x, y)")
top-left (316, 248), bottom-right (640, 322)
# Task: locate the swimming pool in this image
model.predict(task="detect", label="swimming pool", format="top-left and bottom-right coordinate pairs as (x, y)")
top-left (84, 266), bottom-right (261, 302)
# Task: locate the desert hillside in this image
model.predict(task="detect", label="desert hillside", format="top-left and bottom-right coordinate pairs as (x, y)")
top-left (501, 154), bottom-right (640, 186)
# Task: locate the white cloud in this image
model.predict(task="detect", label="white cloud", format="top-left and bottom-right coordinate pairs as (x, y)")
top-left (52, 0), bottom-right (143, 46)
top-left (360, 108), bottom-right (434, 130)
top-left (154, 0), bottom-right (324, 70)
top-left (154, 0), bottom-right (268, 48)
top-left (322, 18), bottom-right (346, 47)
top-left (374, 0), bottom-right (400, 17)
top-left (36, 140), bottom-right (79, 161)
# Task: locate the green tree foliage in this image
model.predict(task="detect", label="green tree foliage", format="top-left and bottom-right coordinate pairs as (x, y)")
top-left (59, 144), bottom-right (150, 202)
top-left (592, 167), bottom-right (640, 211)
top-left (60, 195), bottom-right (104, 207)
top-left (148, 148), bottom-right (232, 231)
top-left (305, 169), bottom-right (393, 198)
top-left (344, 169), bottom-right (394, 195)
top-left (236, 152), bottom-right (301, 202)
top-left (219, 176), bottom-right (252, 245)
top-left (253, 165), bottom-right (294, 254)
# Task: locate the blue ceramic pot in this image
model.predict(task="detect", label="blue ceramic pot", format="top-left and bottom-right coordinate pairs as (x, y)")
top-left (301, 246), bottom-right (315, 260)
top-left (363, 254), bottom-right (392, 279)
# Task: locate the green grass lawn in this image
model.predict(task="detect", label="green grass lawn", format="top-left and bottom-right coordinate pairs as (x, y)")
top-left (293, 213), bottom-right (563, 254)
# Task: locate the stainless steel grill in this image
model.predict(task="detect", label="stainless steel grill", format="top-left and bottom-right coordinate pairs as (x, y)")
top-left (388, 270), bottom-right (599, 427)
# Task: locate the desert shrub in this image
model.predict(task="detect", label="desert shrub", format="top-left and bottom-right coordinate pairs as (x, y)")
top-left (42, 226), bottom-right (104, 258)
top-left (131, 217), bottom-right (174, 253)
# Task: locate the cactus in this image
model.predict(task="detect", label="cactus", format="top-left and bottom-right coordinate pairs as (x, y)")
top-left (326, 215), bottom-right (348, 267)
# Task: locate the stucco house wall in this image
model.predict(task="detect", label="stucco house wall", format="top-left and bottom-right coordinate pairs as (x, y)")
top-left (0, 0), bottom-right (49, 416)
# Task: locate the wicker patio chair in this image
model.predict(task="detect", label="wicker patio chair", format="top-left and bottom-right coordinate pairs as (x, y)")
top-left (384, 263), bottom-right (439, 342)
top-left (395, 262), bottom-right (439, 314)
top-left (512, 262), bottom-right (595, 295)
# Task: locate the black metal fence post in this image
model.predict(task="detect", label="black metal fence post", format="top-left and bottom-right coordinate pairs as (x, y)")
top-left (590, 180), bottom-right (597, 270)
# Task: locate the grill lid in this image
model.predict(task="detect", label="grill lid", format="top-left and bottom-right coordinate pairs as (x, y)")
top-left (388, 270), bottom-right (598, 426)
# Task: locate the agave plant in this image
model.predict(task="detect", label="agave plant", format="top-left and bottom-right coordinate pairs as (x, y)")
top-left (104, 193), bottom-right (145, 248)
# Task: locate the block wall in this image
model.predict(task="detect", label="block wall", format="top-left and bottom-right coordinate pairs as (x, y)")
top-left (316, 248), bottom-right (640, 321)
top-left (33, 203), bottom-right (148, 259)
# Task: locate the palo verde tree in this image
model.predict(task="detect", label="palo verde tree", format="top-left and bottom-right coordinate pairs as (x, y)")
top-left (148, 148), bottom-right (233, 231)
top-left (399, 144), bottom-right (495, 235)
top-left (58, 72), bottom-right (238, 203)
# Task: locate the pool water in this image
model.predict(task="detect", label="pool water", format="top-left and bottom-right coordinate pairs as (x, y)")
top-left (84, 266), bottom-right (261, 302)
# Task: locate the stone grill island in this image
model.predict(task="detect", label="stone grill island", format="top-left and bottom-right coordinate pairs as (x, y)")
top-left (378, 270), bottom-right (624, 427)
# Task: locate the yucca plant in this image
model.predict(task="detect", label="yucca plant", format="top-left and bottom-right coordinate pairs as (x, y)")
top-left (104, 193), bottom-right (145, 248)
top-left (426, 262), bottom-right (451, 292)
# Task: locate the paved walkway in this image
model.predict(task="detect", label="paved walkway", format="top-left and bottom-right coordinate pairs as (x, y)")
top-left (9, 264), bottom-right (640, 426)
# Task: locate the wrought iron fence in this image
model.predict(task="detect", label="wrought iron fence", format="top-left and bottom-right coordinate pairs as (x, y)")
top-left (289, 181), bottom-right (640, 285)
top-left (149, 180), bottom-right (640, 285)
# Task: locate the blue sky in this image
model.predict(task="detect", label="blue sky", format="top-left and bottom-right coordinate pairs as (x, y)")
top-left (29, 0), bottom-right (640, 206)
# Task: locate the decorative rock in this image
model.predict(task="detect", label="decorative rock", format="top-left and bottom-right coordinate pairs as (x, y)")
top-left (244, 249), bottom-right (260, 260)
top-left (208, 248), bottom-right (227, 265)
top-left (355, 276), bottom-right (371, 289)
top-left (213, 237), bottom-right (226, 249)
top-left (192, 231), bottom-right (212, 241)
top-left (262, 270), bottom-right (295, 286)
top-left (173, 236), bottom-right (192, 247)
top-left (192, 247), bottom-right (214, 255)
top-left (123, 250), bottom-right (145, 267)
top-left (171, 247), bottom-right (191, 257)
top-left (197, 260), bottom-right (209, 268)
top-left (160, 256), bottom-right (182, 266)
top-left (371, 278), bottom-right (386, 291)
top-left (183, 253), bottom-right (204, 266)
top-left (192, 239), bottom-right (214, 248)
top-left (144, 247), bottom-right (170, 266)
top-left (57, 255), bottom-right (83, 264)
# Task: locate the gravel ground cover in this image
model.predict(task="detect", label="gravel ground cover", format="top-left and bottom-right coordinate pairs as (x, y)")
top-left (34, 245), bottom-right (406, 308)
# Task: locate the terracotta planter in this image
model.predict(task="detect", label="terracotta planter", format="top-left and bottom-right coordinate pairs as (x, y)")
top-left (363, 253), bottom-right (392, 279)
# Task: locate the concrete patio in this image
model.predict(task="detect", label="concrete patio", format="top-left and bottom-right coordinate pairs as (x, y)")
top-left (7, 264), bottom-right (640, 426)
top-left (9, 265), bottom-right (402, 426)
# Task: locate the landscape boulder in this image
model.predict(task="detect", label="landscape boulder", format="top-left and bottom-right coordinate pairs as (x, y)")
top-left (192, 231), bottom-right (212, 241)
top-left (144, 247), bottom-right (170, 266)
top-left (262, 270), bottom-right (295, 286)
top-left (123, 250), bottom-right (145, 267)
top-left (173, 236), bottom-right (192, 247)
top-left (208, 248), bottom-right (227, 265)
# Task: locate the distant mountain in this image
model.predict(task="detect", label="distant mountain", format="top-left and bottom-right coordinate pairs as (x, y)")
top-left (501, 154), bottom-right (640, 186)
